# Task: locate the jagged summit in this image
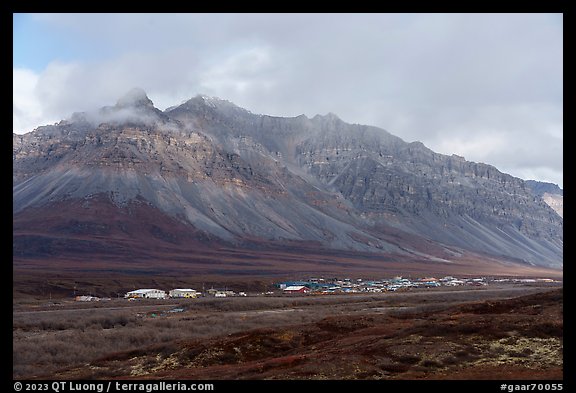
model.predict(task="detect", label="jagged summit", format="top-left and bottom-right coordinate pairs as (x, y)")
top-left (312, 112), bottom-right (342, 121)
top-left (324, 112), bottom-right (341, 120)
top-left (86, 88), bottom-right (173, 128)
top-left (116, 87), bottom-right (155, 109)
top-left (172, 94), bottom-right (252, 114)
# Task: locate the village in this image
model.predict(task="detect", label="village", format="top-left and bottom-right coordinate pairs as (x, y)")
top-left (72, 275), bottom-right (559, 302)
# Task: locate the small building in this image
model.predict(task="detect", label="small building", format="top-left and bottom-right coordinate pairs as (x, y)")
top-left (277, 281), bottom-right (309, 289)
top-left (444, 280), bottom-right (465, 286)
top-left (75, 295), bottom-right (99, 302)
top-left (169, 288), bottom-right (199, 298)
top-left (125, 289), bottom-right (167, 299)
top-left (283, 285), bottom-right (309, 294)
top-left (536, 278), bottom-right (555, 283)
top-left (207, 288), bottom-right (235, 297)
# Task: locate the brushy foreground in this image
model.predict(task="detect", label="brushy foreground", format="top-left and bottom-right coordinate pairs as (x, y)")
top-left (13, 286), bottom-right (562, 380)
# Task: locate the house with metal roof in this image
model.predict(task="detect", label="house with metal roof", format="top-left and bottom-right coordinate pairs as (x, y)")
top-left (283, 285), bottom-right (309, 294)
top-left (169, 288), bottom-right (199, 298)
top-left (125, 289), bottom-right (167, 299)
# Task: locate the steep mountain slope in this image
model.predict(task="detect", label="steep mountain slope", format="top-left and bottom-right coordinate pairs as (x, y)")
top-left (13, 90), bottom-right (563, 273)
top-left (166, 95), bottom-right (562, 267)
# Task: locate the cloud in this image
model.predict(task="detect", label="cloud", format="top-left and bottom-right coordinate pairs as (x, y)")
top-left (13, 50), bottom-right (204, 133)
top-left (13, 13), bottom-right (562, 187)
top-left (199, 46), bottom-right (277, 95)
top-left (13, 68), bottom-right (52, 132)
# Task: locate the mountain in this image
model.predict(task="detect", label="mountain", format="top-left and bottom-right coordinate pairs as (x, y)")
top-left (525, 180), bottom-right (563, 218)
top-left (525, 180), bottom-right (563, 197)
top-left (13, 90), bottom-right (563, 276)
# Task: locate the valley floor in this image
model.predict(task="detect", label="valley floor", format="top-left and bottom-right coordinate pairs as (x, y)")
top-left (13, 284), bottom-right (562, 380)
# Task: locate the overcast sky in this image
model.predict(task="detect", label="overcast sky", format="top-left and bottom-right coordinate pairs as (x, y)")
top-left (13, 13), bottom-right (563, 188)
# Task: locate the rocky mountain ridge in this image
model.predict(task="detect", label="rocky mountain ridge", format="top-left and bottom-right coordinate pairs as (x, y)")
top-left (13, 90), bottom-right (563, 270)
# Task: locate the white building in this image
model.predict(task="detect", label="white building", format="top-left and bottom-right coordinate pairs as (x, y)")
top-left (169, 288), bottom-right (199, 298)
top-left (125, 289), bottom-right (167, 299)
top-left (444, 280), bottom-right (465, 286)
top-left (283, 285), bottom-right (309, 293)
top-left (75, 295), bottom-right (99, 302)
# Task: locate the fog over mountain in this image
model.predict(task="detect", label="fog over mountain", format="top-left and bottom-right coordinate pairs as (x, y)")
top-left (13, 90), bottom-right (563, 274)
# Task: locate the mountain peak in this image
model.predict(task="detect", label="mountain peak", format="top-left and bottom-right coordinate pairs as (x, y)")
top-left (116, 88), bottom-right (154, 109)
top-left (194, 94), bottom-right (244, 110)
top-left (312, 112), bottom-right (342, 122)
top-left (166, 94), bottom-right (253, 119)
top-left (76, 88), bottom-right (171, 127)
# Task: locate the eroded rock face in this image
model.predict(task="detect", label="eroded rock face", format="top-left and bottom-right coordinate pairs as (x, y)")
top-left (541, 194), bottom-right (563, 218)
top-left (525, 180), bottom-right (563, 218)
top-left (13, 91), bottom-right (563, 268)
